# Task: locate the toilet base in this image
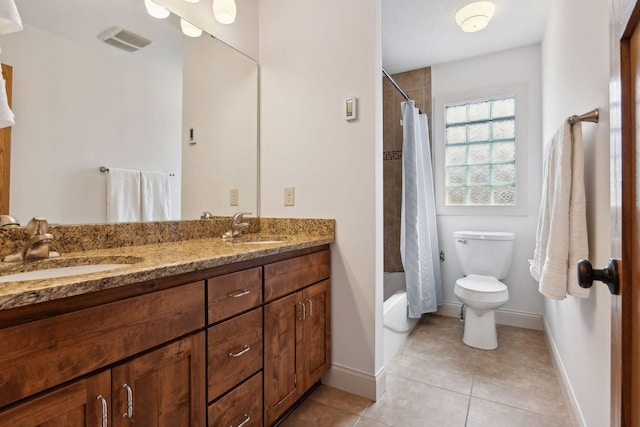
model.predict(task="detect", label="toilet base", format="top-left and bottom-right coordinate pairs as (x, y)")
top-left (462, 307), bottom-right (498, 350)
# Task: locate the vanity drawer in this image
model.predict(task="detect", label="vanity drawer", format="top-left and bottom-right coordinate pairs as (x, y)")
top-left (0, 281), bottom-right (205, 408)
top-left (208, 372), bottom-right (263, 427)
top-left (208, 307), bottom-right (263, 401)
top-left (264, 249), bottom-right (330, 302)
top-left (208, 267), bottom-right (262, 324)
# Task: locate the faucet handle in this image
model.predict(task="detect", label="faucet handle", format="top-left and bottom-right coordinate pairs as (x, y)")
top-left (232, 212), bottom-right (252, 223)
top-left (26, 217), bottom-right (49, 237)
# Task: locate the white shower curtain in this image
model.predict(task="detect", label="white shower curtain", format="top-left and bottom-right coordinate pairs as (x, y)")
top-left (400, 100), bottom-right (443, 318)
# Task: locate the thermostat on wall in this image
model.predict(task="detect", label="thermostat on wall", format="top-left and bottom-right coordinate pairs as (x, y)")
top-left (345, 96), bottom-right (357, 121)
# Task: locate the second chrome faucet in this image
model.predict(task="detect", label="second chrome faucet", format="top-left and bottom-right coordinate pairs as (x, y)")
top-left (2, 217), bottom-right (60, 262)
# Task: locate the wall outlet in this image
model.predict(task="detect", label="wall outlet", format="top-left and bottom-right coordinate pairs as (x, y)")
top-left (230, 188), bottom-right (239, 206)
top-left (284, 187), bottom-right (295, 206)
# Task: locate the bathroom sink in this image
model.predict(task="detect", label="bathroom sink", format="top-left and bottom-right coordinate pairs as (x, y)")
top-left (227, 235), bottom-right (289, 245)
top-left (0, 256), bottom-right (144, 282)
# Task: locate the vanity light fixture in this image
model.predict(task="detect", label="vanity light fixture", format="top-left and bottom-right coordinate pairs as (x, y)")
top-left (184, 0), bottom-right (200, 2)
top-left (144, 0), bottom-right (170, 19)
top-left (455, 1), bottom-right (495, 33)
top-left (213, 0), bottom-right (236, 24)
top-left (180, 18), bottom-right (203, 37)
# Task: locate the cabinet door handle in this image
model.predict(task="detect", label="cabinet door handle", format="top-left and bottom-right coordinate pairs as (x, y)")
top-left (97, 395), bottom-right (108, 427)
top-left (228, 289), bottom-right (251, 298)
top-left (306, 298), bottom-right (313, 317)
top-left (232, 413), bottom-right (251, 427)
top-left (298, 301), bottom-right (306, 320)
top-left (122, 383), bottom-right (133, 419)
top-left (228, 344), bottom-right (251, 358)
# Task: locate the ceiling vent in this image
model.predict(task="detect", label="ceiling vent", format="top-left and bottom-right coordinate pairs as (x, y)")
top-left (98, 27), bottom-right (151, 52)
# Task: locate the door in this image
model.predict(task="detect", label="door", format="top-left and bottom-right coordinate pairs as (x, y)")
top-left (111, 333), bottom-right (205, 427)
top-left (302, 280), bottom-right (331, 389)
top-left (263, 291), bottom-right (303, 426)
top-left (0, 370), bottom-right (110, 427)
top-left (611, 0), bottom-right (640, 424)
top-left (0, 63), bottom-right (11, 215)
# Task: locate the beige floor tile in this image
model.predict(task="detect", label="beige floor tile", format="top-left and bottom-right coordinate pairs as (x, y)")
top-left (472, 356), bottom-right (570, 416)
top-left (466, 397), bottom-right (574, 427)
top-left (363, 376), bottom-right (469, 427)
top-left (386, 351), bottom-right (476, 395)
top-left (279, 399), bottom-right (361, 427)
top-left (308, 384), bottom-right (372, 416)
top-left (354, 417), bottom-right (392, 426)
top-left (496, 324), bottom-right (547, 348)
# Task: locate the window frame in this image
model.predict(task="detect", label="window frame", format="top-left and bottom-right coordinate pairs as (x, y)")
top-left (433, 83), bottom-right (529, 216)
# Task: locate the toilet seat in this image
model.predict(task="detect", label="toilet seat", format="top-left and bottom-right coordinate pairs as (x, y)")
top-left (454, 274), bottom-right (508, 304)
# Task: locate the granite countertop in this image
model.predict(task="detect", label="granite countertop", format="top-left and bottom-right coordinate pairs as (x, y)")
top-left (0, 231), bottom-right (334, 311)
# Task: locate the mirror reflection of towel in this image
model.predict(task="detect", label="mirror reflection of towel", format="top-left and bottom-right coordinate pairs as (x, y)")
top-left (0, 0), bottom-right (22, 34)
top-left (0, 75), bottom-right (13, 128)
top-left (141, 171), bottom-right (171, 221)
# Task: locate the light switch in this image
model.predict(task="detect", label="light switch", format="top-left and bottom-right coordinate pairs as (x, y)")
top-left (230, 189), bottom-right (239, 206)
top-left (284, 187), bottom-right (295, 206)
top-left (345, 96), bottom-right (357, 121)
top-left (188, 126), bottom-right (197, 144)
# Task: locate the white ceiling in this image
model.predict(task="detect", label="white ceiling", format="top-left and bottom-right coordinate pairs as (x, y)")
top-left (382, 0), bottom-right (552, 74)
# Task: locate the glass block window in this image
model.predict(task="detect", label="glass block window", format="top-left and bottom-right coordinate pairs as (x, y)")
top-left (444, 96), bottom-right (516, 206)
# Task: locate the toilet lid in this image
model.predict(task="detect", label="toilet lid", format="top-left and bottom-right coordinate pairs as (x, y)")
top-left (456, 274), bottom-right (507, 293)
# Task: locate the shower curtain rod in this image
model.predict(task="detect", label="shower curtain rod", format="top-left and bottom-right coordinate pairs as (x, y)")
top-left (382, 68), bottom-right (411, 102)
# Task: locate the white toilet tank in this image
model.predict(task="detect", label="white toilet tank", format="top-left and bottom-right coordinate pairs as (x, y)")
top-left (453, 231), bottom-right (515, 279)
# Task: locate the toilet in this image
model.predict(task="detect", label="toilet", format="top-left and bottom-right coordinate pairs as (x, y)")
top-left (452, 231), bottom-right (515, 350)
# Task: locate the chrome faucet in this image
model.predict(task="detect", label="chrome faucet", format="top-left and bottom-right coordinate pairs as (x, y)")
top-left (222, 212), bottom-right (252, 240)
top-left (2, 217), bottom-right (60, 262)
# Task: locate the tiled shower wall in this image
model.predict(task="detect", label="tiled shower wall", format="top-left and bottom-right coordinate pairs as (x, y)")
top-left (383, 67), bottom-right (432, 272)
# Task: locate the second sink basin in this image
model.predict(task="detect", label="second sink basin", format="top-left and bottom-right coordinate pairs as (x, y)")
top-left (0, 255), bottom-right (143, 283)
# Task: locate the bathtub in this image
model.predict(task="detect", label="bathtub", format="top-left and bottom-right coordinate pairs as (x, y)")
top-left (383, 272), bottom-right (419, 366)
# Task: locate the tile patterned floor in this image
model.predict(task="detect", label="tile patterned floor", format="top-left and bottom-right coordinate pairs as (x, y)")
top-left (280, 315), bottom-right (576, 427)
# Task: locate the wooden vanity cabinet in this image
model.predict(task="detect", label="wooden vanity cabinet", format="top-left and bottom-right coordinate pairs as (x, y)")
top-left (0, 281), bottom-right (206, 427)
top-left (206, 267), bottom-right (264, 427)
top-left (263, 251), bottom-right (331, 426)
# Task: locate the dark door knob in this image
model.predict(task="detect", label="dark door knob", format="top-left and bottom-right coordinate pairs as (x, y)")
top-left (576, 258), bottom-right (620, 295)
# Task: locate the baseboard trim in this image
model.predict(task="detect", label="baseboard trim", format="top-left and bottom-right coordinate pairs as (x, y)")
top-left (436, 301), bottom-right (543, 330)
top-left (322, 363), bottom-right (386, 401)
top-left (543, 318), bottom-right (585, 427)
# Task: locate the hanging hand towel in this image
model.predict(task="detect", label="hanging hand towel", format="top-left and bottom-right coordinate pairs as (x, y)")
top-left (0, 0), bottom-right (22, 34)
top-left (141, 170), bottom-right (171, 222)
top-left (532, 121), bottom-right (589, 299)
top-left (106, 168), bottom-right (141, 223)
top-left (0, 74), bottom-right (14, 128)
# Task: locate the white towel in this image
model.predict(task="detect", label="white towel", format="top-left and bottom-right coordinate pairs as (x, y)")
top-left (107, 168), bottom-right (141, 223)
top-left (141, 170), bottom-right (171, 222)
top-left (0, 0), bottom-right (22, 34)
top-left (532, 121), bottom-right (589, 299)
top-left (0, 74), bottom-right (14, 128)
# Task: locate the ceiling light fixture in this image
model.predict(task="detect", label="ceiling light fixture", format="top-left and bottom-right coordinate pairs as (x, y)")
top-left (180, 18), bottom-right (203, 37)
top-left (144, 0), bottom-right (170, 19)
top-left (455, 1), bottom-right (495, 33)
top-left (213, 0), bottom-right (236, 25)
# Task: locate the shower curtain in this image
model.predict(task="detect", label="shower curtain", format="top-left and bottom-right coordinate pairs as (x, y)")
top-left (400, 100), bottom-right (443, 318)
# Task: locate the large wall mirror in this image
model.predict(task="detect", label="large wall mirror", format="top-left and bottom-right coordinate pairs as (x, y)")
top-left (1, 0), bottom-right (258, 225)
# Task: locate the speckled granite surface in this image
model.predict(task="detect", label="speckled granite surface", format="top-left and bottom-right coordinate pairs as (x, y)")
top-left (0, 218), bottom-right (334, 311)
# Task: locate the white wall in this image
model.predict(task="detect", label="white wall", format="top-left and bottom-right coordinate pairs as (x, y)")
top-left (156, 0), bottom-right (258, 61)
top-left (541, 0), bottom-right (611, 425)
top-left (181, 35), bottom-right (258, 219)
top-left (3, 23), bottom-right (182, 225)
top-left (431, 45), bottom-right (545, 322)
top-left (259, 0), bottom-right (384, 399)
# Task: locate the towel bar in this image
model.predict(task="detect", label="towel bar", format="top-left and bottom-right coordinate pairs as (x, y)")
top-left (568, 108), bottom-right (599, 124)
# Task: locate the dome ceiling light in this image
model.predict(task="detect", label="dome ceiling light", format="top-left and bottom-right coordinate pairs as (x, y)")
top-left (455, 1), bottom-right (495, 33)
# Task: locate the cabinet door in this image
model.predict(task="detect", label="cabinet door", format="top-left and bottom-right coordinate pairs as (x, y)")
top-left (112, 333), bottom-right (206, 427)
top-left (0, 370), bottom-right (110, 427)
top-left (263, 292), bottom-right (304, 426)
top-left (302, 280), bottom-right (331, 389)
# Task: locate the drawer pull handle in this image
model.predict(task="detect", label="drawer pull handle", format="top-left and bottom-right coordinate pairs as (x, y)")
top-left (122, 384), bottom-right (133, 419)
top-left (298, 301), bottom-right (306, 320)
top-left (229, 345), bottom-right (251, 358)
top-left (97, 395), bottom-right (108, 427)
top-left (232, 413), bottom-right (251, 427)
top-left (229, 289), bottom-right (250, 298)
top-left (306, 298), bottom-right (313, 317)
